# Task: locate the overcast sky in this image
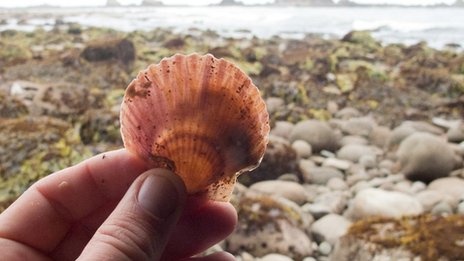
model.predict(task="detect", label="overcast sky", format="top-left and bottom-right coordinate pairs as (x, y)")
top-left (0, 0), bottom-right (457, 7)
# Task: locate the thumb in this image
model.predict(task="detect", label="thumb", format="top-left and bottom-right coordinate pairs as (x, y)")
top-left (78, 168), bottom-right (186, 261)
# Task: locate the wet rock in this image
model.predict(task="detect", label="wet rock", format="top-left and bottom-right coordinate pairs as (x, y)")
top-left (67, 23), bottom-right (82, 35)
top-left (79, 109), bottom-right (121, 145)
top-left (458, 202), bottom-right (464, 214)
top-left (270, 121), bottom-right (294, 140)
top-left (9, 81), bottom-right (89, 118)
top-left (347, 188), bottom-right (423, 220)
top-left (428, 177), bottom-right (464, 207)
top-left (311, 214), bottom-right (352, 245)
top-left (334, 107), bottom-right (361, 120)
top-left (415, 190), bottom-right (452, 212)
top-left (335, 74), bottom-right (355, 93)
top-left (208, 46), bottom-right (236, 58)
top-left (340, 117), bottom-right (377, 137)
top-left (387, 124), bottom-right (416, 149)
top-left (259, 254), bottom-right (294, 261)
top-left (302, 257), bottom-right (316, 261)
top-left (403, 121), bottom-right (445, 136)
top-left (227, 193), bottom-right (313, 260)
top-left (340, 135), bottom-right (368, 146)
top-left (431, 201), bottom-right (453, 215)
top-left (397, 132), bottom-right (455, 183)
top-left (289, 120), bottom-right (340, 153)
top-left (259, 64), bottom-right (281, 77)
top-left (277, 173), bottom-right (300, 183)
top-left (312, 191), bottom-right (349, 215)
top-left (322, 158), bottom-right (351, 171)
top-left (81, 38), bottom-right (135, 65)
top-left (318, 241), bottom-right (332, 256)
top-left (0, 42), bottom-right (32, 66)
top-left (0, 90), bottom-right (28, 118)
top-left (341, 31), bottom-right (381, 51)
top-left (368, 126), bottom-right (392, 148)
top-left (265, 97), bottom-right (285, 114)
top-left (300, 165), bottom-right (344, 185)
top-left (447, 122), bottom-right (464, 143)
top-left (336, 144), bottom-right (378, 163)
top-left (240, 135), bottom-right (299, 186)
top-left (358, 155), bottom-right (376, 169)
top-left (327, 177), bottom-right (348, 191)
top-left (291, 140), bottom-right (312, 158)
top-left (250, 180), bottom-right (307, 205)
top-left (302, 203), bottom-right (331, 220)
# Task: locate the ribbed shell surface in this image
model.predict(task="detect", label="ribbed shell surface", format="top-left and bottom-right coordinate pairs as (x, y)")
top-left (120, 53), bottom-right (269, 201)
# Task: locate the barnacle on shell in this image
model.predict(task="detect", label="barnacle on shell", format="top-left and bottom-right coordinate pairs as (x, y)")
top-left (120, 53), bottom-right (269, 201)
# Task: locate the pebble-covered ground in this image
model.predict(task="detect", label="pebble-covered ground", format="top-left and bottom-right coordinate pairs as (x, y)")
top-left (0, 21), bottom-right (463, 261)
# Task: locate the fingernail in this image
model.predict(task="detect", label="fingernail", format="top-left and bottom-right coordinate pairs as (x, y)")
top-left (138, 170), bottom-right (179, 219)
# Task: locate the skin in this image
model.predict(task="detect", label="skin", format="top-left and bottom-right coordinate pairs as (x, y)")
top-left (0, 149), bottom-right (237, 261)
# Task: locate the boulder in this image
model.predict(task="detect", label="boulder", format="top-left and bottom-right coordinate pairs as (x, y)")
top-left (340, 117), bottom-right (377, 137)
top-left (289, 120), bottom-right (340, 153)
top-left (340, 135), bottom-right (368, 146)
top-left (368, 126), bottom-right (392, 148)
top-left (396, 132), bottom-right (455, 183)
top-left (265, 97), bottom-right (285, 114)
top-left (312, 191), bottom-right (349, 215)
top-left (336, 144), bottom-right (378, 163)
top-left (299, 165), bottom-right (344, 185)
top-left (0, 90), bottom-right (28, 118)
top-left (322, 158), bottom-right (351, 171)
top-left (81, 38), bottom-right (135, 65)
top-left (447, 122), bottom-right (464, 143)
top-left (341, 31), bottom-right (381, 51)
top-left (239, 135), bottom-right (299, 186)
top-left (270, 121), bottom-right (294, 139)
top-left (291, 140), bottom-right (312, 158)
top-left (9, 81), bottom-right (89, 118)
top-left (428, 177), bottom-right (464, 207)
top-left (227, 193), bottom-right (313, 260)
top-left (415, 190), bottom-right (455, 212)
top-left (387, 124), bottom-right (416, 149)
top-left (250, 180), bottom-right (307, 205)
top-left (259, 254), bottom-right (294, 261)
top-left (347, 188), bottom-right (423, 220)
top-left (311, 214), bottom-right (352, 245)
top-left (334, 107), bottom-right (361, 119)
top-left (326, 177), bottom-right (348, 191)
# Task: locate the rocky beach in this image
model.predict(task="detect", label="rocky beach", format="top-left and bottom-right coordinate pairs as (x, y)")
top-left (0, 13), bottom-right (464, 261)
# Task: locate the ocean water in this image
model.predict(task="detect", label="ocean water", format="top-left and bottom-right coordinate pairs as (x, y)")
top-left (0, 6), bottom-right (463, 48)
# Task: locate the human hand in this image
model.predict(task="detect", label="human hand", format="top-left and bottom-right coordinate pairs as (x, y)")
top-left (0, 149), bottom-right (237, 261)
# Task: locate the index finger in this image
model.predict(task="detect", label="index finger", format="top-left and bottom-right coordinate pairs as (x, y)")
top-left (0, 149), bottom-right (147, 253)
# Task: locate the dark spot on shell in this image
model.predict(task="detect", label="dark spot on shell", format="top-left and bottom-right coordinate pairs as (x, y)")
top-left (142, 81), bottom-right (151, 88)
top-left (126, 81), bottom-right (149, 98)
top-left (102, 154), bottom-right (106, 159)
top-left (148, 155), bottom-right (176, 172)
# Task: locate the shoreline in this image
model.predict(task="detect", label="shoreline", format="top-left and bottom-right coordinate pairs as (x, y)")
top-left (1, 7), bottom-right (463, 50)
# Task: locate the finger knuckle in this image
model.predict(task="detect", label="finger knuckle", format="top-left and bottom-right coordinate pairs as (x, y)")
top-left (95, 215), bottom-right (159, 260)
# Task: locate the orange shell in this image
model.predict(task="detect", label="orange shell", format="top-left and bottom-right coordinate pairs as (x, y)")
top-left (120, 53), bottom-right (269, 201)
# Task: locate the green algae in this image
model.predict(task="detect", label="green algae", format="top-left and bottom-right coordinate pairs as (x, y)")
top-left (0, 119), bottom-right (91, 212)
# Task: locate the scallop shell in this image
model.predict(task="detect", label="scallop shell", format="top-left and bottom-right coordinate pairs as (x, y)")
top-left (120, 53), bottom-right (269, 201)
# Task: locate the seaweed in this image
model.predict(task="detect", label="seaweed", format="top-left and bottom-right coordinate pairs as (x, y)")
top-left (348, 214), bottom-right (464, 261)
